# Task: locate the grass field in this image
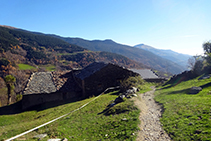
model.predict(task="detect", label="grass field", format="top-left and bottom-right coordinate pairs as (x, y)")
top-left (0, 90), bottom-right (141, 141)
top-left (18, 64), bottom-right (36, 70)
top-left (155, 76), bottom-right (211, 141)
top-left (45, 65), bottom-right (56, 71)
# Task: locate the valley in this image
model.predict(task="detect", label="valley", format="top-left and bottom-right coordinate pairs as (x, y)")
top-left (0, 25), bottom-right (211, 141)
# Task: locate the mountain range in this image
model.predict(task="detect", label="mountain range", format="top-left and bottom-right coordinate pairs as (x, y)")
top-left (134, 44), bottom-right (191, 70)
top-left (52, 36), bottom-right (187, 74)
top-left (0, 25), bottom-right (190, 75)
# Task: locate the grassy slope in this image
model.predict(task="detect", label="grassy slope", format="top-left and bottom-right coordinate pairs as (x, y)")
top-left (18, 64), bottom-right (36, 70)
top-left (155, 76), bottom-right (211, 141)
top-left (0, 91), bottom-right (140, 141)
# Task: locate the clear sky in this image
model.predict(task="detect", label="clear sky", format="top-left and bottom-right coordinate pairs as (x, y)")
top-left (1, 0), bottom-right (211, 55)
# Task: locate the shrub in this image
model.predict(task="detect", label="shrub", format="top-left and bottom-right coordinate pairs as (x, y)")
top-left (120, 76), bottom-right (144, 92)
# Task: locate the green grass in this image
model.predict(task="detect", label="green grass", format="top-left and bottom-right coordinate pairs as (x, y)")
top-left (138, 82), bottom-right (153, 93)
top-left (38, 64), bottom-right (56, 71)
top-left (155, 76), bottom-right (211, 141)
top-left (45, 65), bottom-right (56, 71)
top-left (18, 64), bottom-right (36, 70)
top-left (0, 91), bottom-right (140, 141)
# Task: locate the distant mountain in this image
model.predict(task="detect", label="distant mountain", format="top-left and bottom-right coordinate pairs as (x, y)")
top-left (134, 44), bottom-right (192, 70)
top-left (0, 25), bottom-right (144, 69)
top-left (52, 36), bottom-right (185, 74)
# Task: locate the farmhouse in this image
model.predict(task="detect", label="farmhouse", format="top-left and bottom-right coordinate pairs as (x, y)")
top-left (22, 62), bottom-right (139, 110)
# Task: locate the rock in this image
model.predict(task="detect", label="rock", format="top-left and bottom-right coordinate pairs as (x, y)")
top-left (132, 87), bottom-right (138, 92)
top-left (121, 118), bottom-right (128, 121)
top-left (114, 95), bottom-right (124, 103)
top-left (198, 74), bottom-right (211, 80)
top-left (109, 102), bottom-right (116, 107)
top-left (126, 89), bottom-right (134, 94)
top-left (33, 134), bottom-right (47, 139)
top-left (189, 87), bottom-right (202, 94)
top-left (62, 138), bottom-right (68, 141)
top-left (131, 94), bottom-right (137, 97)
top-left (47, 139), bottom-right (61, 141)
top-left (188, 122), bottom-right (193, 125)
top-left (126, 87), bottom-right (138, 94)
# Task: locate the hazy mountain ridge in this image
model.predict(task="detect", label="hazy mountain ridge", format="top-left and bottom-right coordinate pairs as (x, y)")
top-left (53, 36), bottom-right (185, 74)
top-left (134, 44), bottom-right (192, 69)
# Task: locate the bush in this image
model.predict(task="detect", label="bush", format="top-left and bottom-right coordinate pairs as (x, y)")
top-left (16, 94), bottom-right (22, 101)
top-left (120, 76), bottom-right (144, 92)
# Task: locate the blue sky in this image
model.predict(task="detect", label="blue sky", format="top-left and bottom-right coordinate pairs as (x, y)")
top-left (1, 0), bottom-right (211, 55)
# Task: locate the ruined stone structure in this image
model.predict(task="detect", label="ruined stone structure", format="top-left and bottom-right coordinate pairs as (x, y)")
top-left (22, 62), bottom-right (139, 110)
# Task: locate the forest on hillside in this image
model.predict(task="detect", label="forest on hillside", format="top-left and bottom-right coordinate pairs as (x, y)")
top-left (0, 26), bottom-right (145, 107)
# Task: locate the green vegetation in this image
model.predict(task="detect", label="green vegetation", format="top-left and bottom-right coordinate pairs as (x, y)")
top-left (0, 88), bottom-right (8, 106)
top-left (120, 76), bottom-right (145, 92)
top-left (155, 76), bottom-right (211, 140)
top-left (0, 91), bottom-right (140, 141)
top-left (18, 64), bottom-right (36, 70)
top-left (4, 75), bottom-right (16, 105)
top-left (45, 65), bottom-right (56, 71)
top-left (38, 64), bottom-right (56, 71)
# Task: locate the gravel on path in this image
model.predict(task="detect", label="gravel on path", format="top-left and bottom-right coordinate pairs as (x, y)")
top-left (134, 86), bottom-right (171, 141)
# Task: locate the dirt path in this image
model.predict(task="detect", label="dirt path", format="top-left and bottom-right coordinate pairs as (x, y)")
top-left (134, 86), bottom-right (171, 141)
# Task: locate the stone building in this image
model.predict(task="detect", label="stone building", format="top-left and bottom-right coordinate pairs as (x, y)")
top-left (75, 62), bottom-right (139, 97)
top-left (130, 69), bottom-right (167, 82)
top-left (22, 62), bottom-right (139, 110)
top-left (22, 71), bottom-right (81, 110)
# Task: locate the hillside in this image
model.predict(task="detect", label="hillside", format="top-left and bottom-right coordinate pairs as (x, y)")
top-left (0, 26), bottom-right (146, 107)
top-left (134, 44), bottom-right (191, 70)
top-left (0, 87), bottom-right (143, 140)
top-left (53, 36), bottom-right (185, 74)
top-left (155, 75), bottom-right (211, 140)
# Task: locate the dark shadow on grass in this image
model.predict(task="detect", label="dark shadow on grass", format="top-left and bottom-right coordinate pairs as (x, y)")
top-left (200, 82), bottom-right (211, 89)
top-left (98, 102), bottom-right (129, 116)
top-left (25, 96), bottom-right (83, 112)
top-left (0, 96), bottom-right (83, 115)
top-left (167, 88), bottom-right (189, 95)
top-left (109, 91), bottom-right (121, 95)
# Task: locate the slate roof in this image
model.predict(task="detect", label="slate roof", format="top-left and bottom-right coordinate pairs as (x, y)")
top-left (76, 62), bottom-right (108, 80)
top-left (23, 71), bottom-right (72, 95)
top-left (130, 69), bottom-right (158, 79)
top-left (24, 72), bottom-right (57, 94)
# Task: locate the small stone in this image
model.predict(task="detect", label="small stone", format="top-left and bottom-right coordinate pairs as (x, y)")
top-left (188, 122), bottom-right (193, 125)
top-left (121, 118), bottom-right (128, 121)
top-left (189, 87), bottom-right (202, 94)
top-left (62, 138), bottom-right (68, 141)
top-left (150, 133), bottom-right (154, 136)
top-left (33, 134), bottom-right (47, 139)
top-left (132, 94), bottom-right (137, 97)
top-left (47, 139), bottom-right (61, 141)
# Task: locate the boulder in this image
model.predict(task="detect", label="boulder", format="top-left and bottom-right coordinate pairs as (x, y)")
top-left (114, 95), bottom-right (125, 103)
top-left (189, 87), bottom-right (202, 94)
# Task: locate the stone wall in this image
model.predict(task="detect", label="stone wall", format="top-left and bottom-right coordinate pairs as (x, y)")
top-left (144, 78), bottom-right (168, 83)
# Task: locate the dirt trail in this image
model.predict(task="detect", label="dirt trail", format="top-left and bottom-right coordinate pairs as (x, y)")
top-left (134, 86), bottom-right (171, 141)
